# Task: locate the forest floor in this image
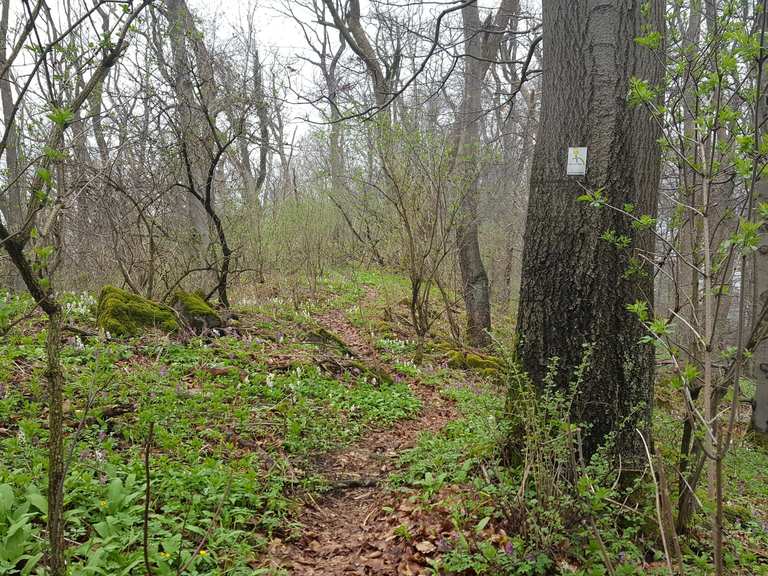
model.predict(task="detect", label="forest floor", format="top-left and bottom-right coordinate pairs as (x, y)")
top-left (267, 305), bottom-right (460, 575)
top-left (1, 269), bottom-right (768, 575)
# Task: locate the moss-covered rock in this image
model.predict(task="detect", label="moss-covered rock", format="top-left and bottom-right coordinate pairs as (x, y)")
top-left (447, 350), bottom-right (465, 369)
top-left (446, 349), bottom-right (504, 376)
top-left (97, 286), bottom-right (178, 337)
top-left (171, 291), bottom-right (222, 333)
top-left (465, 352), bottom-right (503, 372)
top-left (432, 340), bottom-right (456, 353)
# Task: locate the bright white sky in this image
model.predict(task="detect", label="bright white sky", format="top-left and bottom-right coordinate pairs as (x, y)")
top-left (188, 0), bottom-right (323, 56)
top-left (185, 0), bottom-right (540, 128)
top-left (187, 1), bottom-right (541, 59)
top-left (187, 0), bottom-right (322, 129)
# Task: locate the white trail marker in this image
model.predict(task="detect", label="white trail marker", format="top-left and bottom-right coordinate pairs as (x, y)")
top-left (567, 147), bottom-right (588, 176)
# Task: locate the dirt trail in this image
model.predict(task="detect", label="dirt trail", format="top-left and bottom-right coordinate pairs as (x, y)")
top-left (267, 307), bottom-right (458, 575)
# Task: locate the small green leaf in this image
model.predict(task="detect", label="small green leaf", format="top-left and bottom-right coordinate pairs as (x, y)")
top-left (47, 107), bottom-right (74, 126)
top-left (43, 146), bottom-right (66, 161)
top-left (0, 484), bottom-right (15, 516)
top-left (35, 167), bottom-right (52, 185)
top-left (25, 489), bottom-right (47, 515)
top-left (635, 31), bottom-right (662, 50)
top-left (475, 516), bottom-right (491, 533)
top-left (626, 300), bottom-right (649, 322)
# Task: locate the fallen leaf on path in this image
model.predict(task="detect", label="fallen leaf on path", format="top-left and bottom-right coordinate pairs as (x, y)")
top-left (414, 540), bottom-right (436, 554)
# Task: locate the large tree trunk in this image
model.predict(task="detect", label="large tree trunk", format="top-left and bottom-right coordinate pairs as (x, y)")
top-left (516, 0), bottom-right (664, 463)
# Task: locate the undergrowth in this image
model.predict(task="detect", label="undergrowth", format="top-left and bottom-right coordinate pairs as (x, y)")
top-left (0, 280), bottom-right (420, 575)
top-left (3, 272), bottom-right (768, 575)
top-left (396, 352), bottom-right (768, 575)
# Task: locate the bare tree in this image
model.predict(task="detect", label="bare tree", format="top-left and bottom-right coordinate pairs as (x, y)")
top-left (453, 0), bottom-right (518, 347)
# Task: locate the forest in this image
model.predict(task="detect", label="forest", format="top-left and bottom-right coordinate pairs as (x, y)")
top-left (1, 0), bottom-right (768, 574)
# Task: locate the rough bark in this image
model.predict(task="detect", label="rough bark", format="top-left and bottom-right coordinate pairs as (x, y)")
top-left (516, 0), bottom-right (664, 463)
top-left (46, 308), bottom-right (65, 575)
top-left (753, 70), bottom-right (768, 437)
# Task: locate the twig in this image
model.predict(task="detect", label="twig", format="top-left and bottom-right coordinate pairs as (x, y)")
top-left (0, 303), bottom-right (39, 336)
top-left (63, 324), bottom-right (98, 338)
top-left (638, 429), bottom-right (675, 576)
top-left (586, 517), bottom-right (616, 576)
top-left (655, 446), bottom-right (684, 574)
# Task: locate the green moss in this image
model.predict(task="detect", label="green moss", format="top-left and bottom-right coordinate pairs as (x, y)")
top-left (432, 341), bottom-right (455, 353)
top-left (446, 350), bottom-right (503, 376)
top-left (171, 291), bottom-right (222, 332)
top-left (172, 291), bottom-right (219, 318)
top-left (464, 352), bottom-right (503, 372)
top-left (447, 350), bottom-right (465, 369)
top-left (97, 286), bottom-right (178, 337)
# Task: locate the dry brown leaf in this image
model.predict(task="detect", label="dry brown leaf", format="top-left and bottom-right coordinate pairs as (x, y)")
top-left (414, 540), bottom-right (436, 554)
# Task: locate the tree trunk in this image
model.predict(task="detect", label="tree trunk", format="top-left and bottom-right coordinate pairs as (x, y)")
top-left (0, 0), bottom-right (24, 291)
top-left (454, 1), bottom-right (518, 347)
top-left (675, 2), bottom-right (703, 530)
top-left (753, 74), bottom-right (768, 438)
top-left (456, 4), bottom-right (492, 347)
top-left (165, 0), bottom-right (214, 250)
top-left (705, 0), bottom-right (738, 356)
top-left (46, 308), bottom-right (65, 575)
top-left (516, 0), bottom-right (664, 463)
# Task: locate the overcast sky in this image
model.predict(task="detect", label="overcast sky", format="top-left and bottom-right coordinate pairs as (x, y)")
top-left (188, 0), bottom-right (318, 55)
top-left (183, 0), bottom-right (541, 129)
top-left (186, 1), bottom-right (541, 60)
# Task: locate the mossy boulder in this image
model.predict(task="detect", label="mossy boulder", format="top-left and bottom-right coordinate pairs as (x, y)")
top-left (97, 286), bottom-right (178, 337)
top-left (465, 352), bottom-right (503, 371)
top-left (447, 350), bottom-right (465, 369)
top-left (433, 341), bottom-right (456, 353)
top-left (447, 350), bottom-right (504, 377)
top-left (171, 291), bottom-right (222, 333)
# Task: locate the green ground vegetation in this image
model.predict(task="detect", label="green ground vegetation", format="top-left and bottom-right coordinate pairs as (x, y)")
top-left (1, 271), bottom-right (767, 575)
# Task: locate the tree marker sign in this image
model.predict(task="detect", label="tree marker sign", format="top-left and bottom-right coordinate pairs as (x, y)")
top-left (567, 147), bottom-right (587, 176)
